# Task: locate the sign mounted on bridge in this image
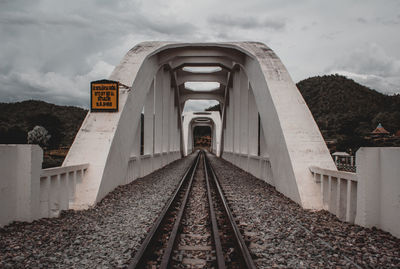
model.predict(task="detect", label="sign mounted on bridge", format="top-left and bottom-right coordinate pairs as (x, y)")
top-left (91, 80), bottom-right (119, 112)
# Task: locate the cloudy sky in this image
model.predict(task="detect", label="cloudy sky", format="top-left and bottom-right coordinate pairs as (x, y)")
top-left (1, 0), bottom-right (399, 111)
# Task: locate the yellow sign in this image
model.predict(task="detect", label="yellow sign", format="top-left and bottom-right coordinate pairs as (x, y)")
top-left (91, 80), bottom-right (119, 112)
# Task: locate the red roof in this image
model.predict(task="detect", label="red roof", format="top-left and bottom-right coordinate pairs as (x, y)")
top-left (372, 123), bottom-right (390, 134)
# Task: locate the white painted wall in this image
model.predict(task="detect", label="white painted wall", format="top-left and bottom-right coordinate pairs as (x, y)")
top-left (0, 145), bottom-right (42, 226)
top-left (355, 147), bottom-right (400, 238)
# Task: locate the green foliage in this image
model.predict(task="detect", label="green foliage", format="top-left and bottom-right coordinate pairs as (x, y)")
top-left (297, 75), bottom-right (400, 152)
top-left (27, 114), bottom-right (61, 148)
top-left (0, 126), bottom-right (26, 144)
top-left (205, 104), bottom-right (221, 113)
top-left (0, 100), bottom-right (87, 148)
top-left (27, 125), bottom-right (51, 148)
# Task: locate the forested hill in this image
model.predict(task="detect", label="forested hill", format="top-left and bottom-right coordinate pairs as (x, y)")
top-left (0, 100), bottom-right (87, 148)
top-left (206, 74), bottom-right (400, 151)
top-left (1, 75), bottom-right (399, 153)
top-left (296, 75), bottom-right (400, 150)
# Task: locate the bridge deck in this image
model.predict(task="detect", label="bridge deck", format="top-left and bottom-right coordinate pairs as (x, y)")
top-left (1, 154), bottom-right (399, 268)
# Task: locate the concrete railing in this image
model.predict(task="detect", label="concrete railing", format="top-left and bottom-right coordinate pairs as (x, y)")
top-left (40, 164), bottom-right (88, 218)
top-left (222, 151), bottom-right (273, 185)
top-left (309, 166), bottom-right (357, 223)
top-left (0, 145), bottom-right (89, 227)
top-left (126, 150), bottom-right (181, 184)
top-left (310, 147), bottom-right (400, 238)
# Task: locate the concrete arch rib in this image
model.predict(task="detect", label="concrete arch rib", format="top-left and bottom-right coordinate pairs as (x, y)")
top-left (233, 42), bottom-right (336, 209)
top-left (63, 42), bottom-right (173, 209)
top-left (64, 41), bottom-right (335, 210)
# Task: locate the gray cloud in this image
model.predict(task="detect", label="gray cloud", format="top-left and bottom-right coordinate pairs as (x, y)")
top-left (184, 100), bottom-right (219, 112)
top-left (356, 15), bottom-right (400, 26)
top-left (0, 61), bottom-right (114, 108)
top-left (0, 11), bottom-right (90, 27)
top-left (0, 0), bottom-right (198, 107)
top-left (0, 0), bottom-right (399, 111)
top-left (208, 15), bottom-right (285, 30)
top-left (328, 43), bottom-right (400, 94)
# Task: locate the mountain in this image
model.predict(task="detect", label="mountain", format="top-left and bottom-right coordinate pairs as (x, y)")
top-left (205, 75), bottom-right (400, 152)
top-left (0, 100), bottom-right (88, 167)
top-left (297, 75), bottom-right (400, 151)
top-left (2, 75), bottom-right (399, 167)
top-left (205, 104), bottom-right (221, 113)
top-left (0, 100), bottom-right (87, 148)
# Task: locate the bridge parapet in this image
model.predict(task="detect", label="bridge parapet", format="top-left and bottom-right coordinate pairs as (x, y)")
top-left (309, 166), bottom-right (357, 223)
top-left (126, 151), bottom-right (181, 184)
top-left (310, 147), bottom-right (400, 238)
top-left (223, 151), bottom-right (273, 185)
top-left (0, 144), bottom-right (88, 227)
top-left (40, 163), bottom-right (88, 218)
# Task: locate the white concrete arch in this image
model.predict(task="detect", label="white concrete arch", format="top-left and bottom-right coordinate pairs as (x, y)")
top-left (64, 42), bottom-right (335, 210)
top-left (176, 69), bottom-right (228, 86)
top-left (179, 87), bottom-right (225, 106)
top-left (182, 112), bottom-right (222, 157)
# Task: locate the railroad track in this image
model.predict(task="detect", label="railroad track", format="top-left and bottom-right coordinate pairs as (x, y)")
top-left (128, 150), bottom-right (256, 269)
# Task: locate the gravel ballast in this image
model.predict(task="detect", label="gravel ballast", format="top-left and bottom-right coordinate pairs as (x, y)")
top-left (2, 152), bottom-right (399, 268)
top-left (208, 154), bottom-right (400, 268)
top-left (0, 154), bottom-right (195, 268)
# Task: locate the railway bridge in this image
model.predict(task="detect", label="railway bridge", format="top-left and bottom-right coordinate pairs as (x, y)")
top-left (65, 41), bottom-right (334, 210)
top-left (1, 42), bottom-right (399, 268)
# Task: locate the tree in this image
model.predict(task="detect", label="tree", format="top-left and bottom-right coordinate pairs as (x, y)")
top-left (0, 126), bottom-right (26, 144)
top-left (28, 113), bottom-right (62, 149)
top-left (27, 126), bottom-right (51, 148)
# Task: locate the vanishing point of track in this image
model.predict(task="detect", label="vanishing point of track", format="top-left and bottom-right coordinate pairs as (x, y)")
top-left (128, 150), bottom-right (256, 268)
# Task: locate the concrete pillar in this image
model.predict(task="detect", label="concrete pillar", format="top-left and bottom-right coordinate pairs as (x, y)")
top-left (188, 124), bottom-right (193, 153)
top-left (173, 106), bottom-right (178, 152)
top-left (0, 145), bottom-right (42, 227)
top-left (162, 69), bottom-right (170, 154)
top-left (224, 89), bottom-right (233, 152)
top-left (175, 106), bottom-right (179, 151)
top-left (240, 70), bottom-right (249, 155)
top-left (144, 80), bottom-right (155, 155)
top-left (171, 104), bottom-right (175, 152)
top-left (259, 115), bottom-right (268, 157)
top-left (179, 112), bottom-right (185, 156)
top-left (213, 123), bottom-right (218, 155)
top-left (132, 117), bottom-right (141, 157)
top-left (169, 86), bottom-right (175, 155)
top-left (355, 147), bottom-right (400, 238)
top-left (154, 71), bottom-right (163, 153)
top-left (248, 86), bottom-right (258, 156)
top-left (222, 118), bottom-right (227, 152)
top-left (233, 71), bottom-right (241, 154)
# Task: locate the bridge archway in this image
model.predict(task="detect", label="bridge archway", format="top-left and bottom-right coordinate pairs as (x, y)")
top-left (64, 42), bottom-right (336, 210)
top-left (182, 111), bottom-right (222, 157)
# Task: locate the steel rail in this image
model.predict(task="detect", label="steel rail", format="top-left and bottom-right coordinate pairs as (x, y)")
top-left (159, 152), bottom-right (200, 268)
top-left (203, 152), bottom-right (226, 269)
top-left (128, 151), bottom-right (200, 269)
top-left (205, 152), bottom-right (257, 269)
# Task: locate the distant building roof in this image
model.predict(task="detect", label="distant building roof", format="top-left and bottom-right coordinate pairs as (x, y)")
top-left (332, 151), bottom-right (350, 157)
top-left (371, 123), bottom-right (390, 134)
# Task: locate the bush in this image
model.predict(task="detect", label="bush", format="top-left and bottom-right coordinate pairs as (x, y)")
top-left (27, 126), bottom-right (51, 148)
